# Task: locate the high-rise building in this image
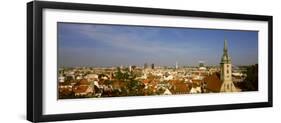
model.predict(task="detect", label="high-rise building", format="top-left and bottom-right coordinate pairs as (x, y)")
top-left (144, 63), bottom-right (148, 69)
top-left (220, 40), bottom-right (238, 92)
top-left (199, 61), bottom-right (204, 67)
top-left (129, 65), bottom-right (132, 72)
top-left (151, 63), bottom-right (155, 69)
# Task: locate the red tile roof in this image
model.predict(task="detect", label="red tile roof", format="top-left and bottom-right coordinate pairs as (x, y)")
top-left (77, 79), bottom-right (90, 85)
top-left (170, 81), bottom-right (190, 94)
top-left (142, 79), bottom-right (150, 84)
top-left (73, 85), bottom-right (90, 93)
top-left (59, 88), bottom-right (72, 95)
top-left (203, 73), bottom-right (222, 92)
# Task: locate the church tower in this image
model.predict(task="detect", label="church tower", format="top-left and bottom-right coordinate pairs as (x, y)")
top-left (220, 40), bottom-right (238, 92)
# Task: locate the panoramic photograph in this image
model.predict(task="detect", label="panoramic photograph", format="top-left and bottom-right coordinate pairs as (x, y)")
top-left (57, 22), bottom-right (258, 99)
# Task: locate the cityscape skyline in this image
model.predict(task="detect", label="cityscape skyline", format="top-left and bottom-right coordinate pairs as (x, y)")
top-left (58, 22), bottom-right (258, 67)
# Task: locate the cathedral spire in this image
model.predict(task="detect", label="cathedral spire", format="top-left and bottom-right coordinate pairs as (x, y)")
top-left (224, 40), bottom-right (228, 52)
top-left (220, 39), bottom-right (238, 92)
top-left (223, 39), bottom-right (229, 57)
top-left (221, 40), bottom-right (231, 64)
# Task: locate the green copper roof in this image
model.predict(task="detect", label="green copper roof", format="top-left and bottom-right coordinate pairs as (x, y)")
top-left (221, 40), bottom-right (231, 63)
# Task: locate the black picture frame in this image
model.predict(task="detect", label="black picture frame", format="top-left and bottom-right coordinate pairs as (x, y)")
top-left (27, 1), bottom-right (273, 122)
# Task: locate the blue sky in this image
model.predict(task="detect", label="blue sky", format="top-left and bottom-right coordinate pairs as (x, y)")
top-left (58, 22), bottom-right (258, 67)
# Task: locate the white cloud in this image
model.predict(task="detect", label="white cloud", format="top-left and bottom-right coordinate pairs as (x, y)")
top-left (72, 24), bottom-right (202, 56)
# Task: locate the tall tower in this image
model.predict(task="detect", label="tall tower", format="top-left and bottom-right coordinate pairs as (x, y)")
top-left (220, 40), bottom-right (238, 92)
top-left (144, 63), bottom-right (148, 69)
top-left (151, 63), bottom-right (155, 69)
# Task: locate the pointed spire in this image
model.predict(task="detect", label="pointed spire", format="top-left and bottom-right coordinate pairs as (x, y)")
top-left (224, 39), bottom-right (228, 52)
top-left (223, 39), bottom-right (228, 56)
top-left (221, 39), bottom-right (231, 63)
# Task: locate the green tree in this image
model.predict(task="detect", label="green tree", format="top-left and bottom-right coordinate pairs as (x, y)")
top-left (115, 67), bottom-right (123, 80)
top-left (113, 67), bottom-right (146, 96)
top-left (243, 64), bottom-right (258, 91)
